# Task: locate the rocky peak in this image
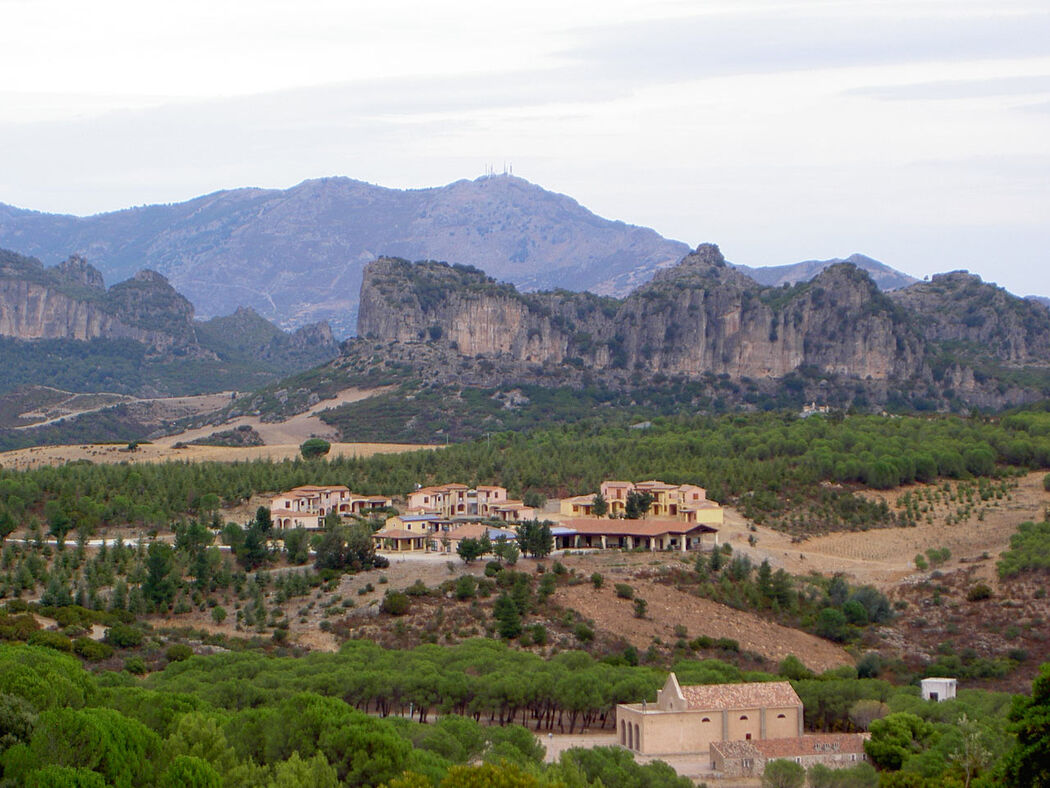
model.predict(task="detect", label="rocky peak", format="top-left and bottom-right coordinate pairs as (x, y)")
top-left (57, 255), bottom-right (105, 290)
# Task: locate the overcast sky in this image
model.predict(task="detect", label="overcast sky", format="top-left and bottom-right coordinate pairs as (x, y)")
top-left (1, 0), bottom-right (1048, 295)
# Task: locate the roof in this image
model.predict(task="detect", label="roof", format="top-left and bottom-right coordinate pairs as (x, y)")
top-left (446, 523), bottom-right (516, 541)
top-left (393, 514), bottom-right (442, 522)
top-left (373, 528), bottom-right (424, 540)
top-left (753, 734), bottom-right (869, 758)
top-left (679, 681), bottom-right (801, 711)
top-left (561, 518), bottom-right (719, 537)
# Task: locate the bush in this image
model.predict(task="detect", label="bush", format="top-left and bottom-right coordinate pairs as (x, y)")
top-left (484, 561), bottom-right (502, 578)
top-left (614, 583), bottom-right (634, 600)
top-left (73, 638), bottom-right (114, 661)
top-left (27, 630), bottom-right (72, 652)
top-left (967, 583), bottom-right (993, 602)
top-left (574, 623), bottom-right (595, 642)
top-left (380, 591), bottom-right (410, 616)
top-left (590, 572), bottom-right (604, 590)
top-left (166, 644), bottom-right (193, 662)
top-left (405, 580), bottom-right (429, 597)
top-left (633, 598), bottom-right (648, 618)
top-left (124, 657), bottom-right (147, 675)
top-left (104, 624), bottom-right (144, 648)
top-left (455, 575), bottom-right (478, 600)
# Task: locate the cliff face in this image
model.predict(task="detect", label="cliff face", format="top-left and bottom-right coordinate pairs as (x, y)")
top-left (358, 245), bottom-right (926, 382)
top-left (889, 272), bottom-right (1050, 363)
top-left (0, 249), bottom-right (201, 352)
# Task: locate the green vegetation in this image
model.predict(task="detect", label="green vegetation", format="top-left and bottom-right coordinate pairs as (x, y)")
top-left (300, 438), bottom-right (332, 459)
top-left (997, 520), bottom-right (1050, 578)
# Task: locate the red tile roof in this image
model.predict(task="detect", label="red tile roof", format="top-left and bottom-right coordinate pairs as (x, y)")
top-left (753, 733), bottom-right (869, 758)
top-left (679, 681), bottom-right (801, 711)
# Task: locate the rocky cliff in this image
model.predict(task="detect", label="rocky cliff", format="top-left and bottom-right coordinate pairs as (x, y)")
top-left (0, 250), bottom-right (201, 352)
top-left (358, 245), bottom-right (927, 383)
top-left (889, 271), bottom-right (1050, 363)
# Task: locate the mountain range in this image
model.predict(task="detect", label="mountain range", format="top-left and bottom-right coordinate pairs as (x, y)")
top-left (0, 175), bottom-right (931, 338)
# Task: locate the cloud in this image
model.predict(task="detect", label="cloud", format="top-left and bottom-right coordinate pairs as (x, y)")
top-left (849, 75), bottom-right (1050, 101)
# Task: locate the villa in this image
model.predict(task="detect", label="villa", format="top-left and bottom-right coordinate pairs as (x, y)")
top-left (269, 485), bottom-right (392, 529)
top-left (559, 480), bottom-right (723, 526)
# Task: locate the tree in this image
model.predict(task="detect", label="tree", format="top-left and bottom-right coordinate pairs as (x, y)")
top-left (762, 759), bottom-right (805, 788)
top-left (1001, 662), bottom-right (1050, 787)
top-left (592, 493), bottom-right (608, 518)
top-left (300, 438), bottom-right (331, 459)
top-left (44, 501), bottom-right (73, 551)
top-left (143, 543), bottom-right (176, 608)
top-left (515, 521), bottom-right (553, 559)
top-left (624, 491), bottom-right (653, 519)
top-left (457, 538), bottom-right (486, 564)
top-left (283, 527), bottom-right (310, 564)
top-left (865, 712), bottom-right (933, 771)
top-left (493, 593), bottom-right (522, 639)
top-left (0, 508), bottom-right (16, 545)
top-left (237, 524), bottom-right (271, 572)
top-left (160, 755), bottom-right (222, 788)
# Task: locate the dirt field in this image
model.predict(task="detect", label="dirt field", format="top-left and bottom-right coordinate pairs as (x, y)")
top-left (552, 553), bottom-right (852, 673)
top-left (700, 473), bottom-right (1050, 588)
top-left (154, 386), bottom-right (396, 447)
top-left (0, 440), bottom-right (436, 471)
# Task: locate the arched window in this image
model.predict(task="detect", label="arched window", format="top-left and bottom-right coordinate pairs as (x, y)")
top-left (701, 717), bottom-right (711, 723)
top-left (739, 715), bottom-right (749, 721)
top-left (777, 713), bottom-right (787, 719)
top-left (634, 723), bottom-right (640, 750)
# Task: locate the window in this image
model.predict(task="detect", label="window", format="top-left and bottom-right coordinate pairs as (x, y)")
top-left (701, 717), bottom-right (711, 723)
top-left (777, 713), bottom-right (787, 719)
top-left (739, 715), bottom-right (749, 721)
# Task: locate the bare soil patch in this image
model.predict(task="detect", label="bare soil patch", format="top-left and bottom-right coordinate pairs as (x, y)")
top-left (552, 572), bottom-right (851, 673)
top-left (0, 440), bottom-right (435, 471)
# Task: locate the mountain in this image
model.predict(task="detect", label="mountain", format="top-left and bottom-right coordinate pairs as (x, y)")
top-left (358, 245), bottom-right (923, 383)
top-left (0, 248), bottom-right (339, 397)
top-left (0, 175), bottom-right (690, 337)
top-left (733, 253), bottom-right (917, 291)
top-left (1026, 295), bottom-right (1050, 310)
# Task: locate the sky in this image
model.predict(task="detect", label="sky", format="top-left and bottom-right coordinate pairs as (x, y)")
top-left (1, 0), bottom-right (1048, 295)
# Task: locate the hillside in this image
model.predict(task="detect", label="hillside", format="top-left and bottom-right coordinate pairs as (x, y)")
top-left (0, 175), bottom-right (691, 336)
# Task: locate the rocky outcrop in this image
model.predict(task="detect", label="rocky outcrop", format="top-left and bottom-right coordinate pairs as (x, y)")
top-left (358, 245), bottom-right (926, 382)
top-left (890, 272), bottom-right (1050, 363)
top-left (0, 249), bottom-right (202, 353)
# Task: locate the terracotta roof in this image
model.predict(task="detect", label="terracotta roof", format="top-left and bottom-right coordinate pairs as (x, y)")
top-left (562, 518), bottom-right (718, 537)
top-left (602, 481), bottom-right (633, 487)
top-left (445, 523), bottom-right (516, 541)
top-left (562, 495), bottom-right (593, 504)
top-left (753, 734), bottom-right (869, 758)
top-left (678, 681), bottom-right (801, 711)
top-left (373, 529), bottom-right (424, 540)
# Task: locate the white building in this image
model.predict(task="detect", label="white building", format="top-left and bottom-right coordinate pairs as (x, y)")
top-left (920, 678), bottom-right (957, 702)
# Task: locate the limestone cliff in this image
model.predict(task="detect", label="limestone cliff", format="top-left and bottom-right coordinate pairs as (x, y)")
top-left (358, 245), bottom-right (925, 383)
top-left (889, 271), bottom-right (1050, 363)
top-left (0, 249), bottom-right (202, 353)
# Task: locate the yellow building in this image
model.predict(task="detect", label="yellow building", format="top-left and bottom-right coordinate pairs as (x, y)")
top-left (559, 480), bottom-right (723, 526)
top-left (616, 674), bottom-right (802, 755)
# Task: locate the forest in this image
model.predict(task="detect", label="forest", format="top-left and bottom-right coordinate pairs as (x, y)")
top-left (3, 407), bottom-right (1050, 535)
top-left (1, 636), bottom-right (1047, 786)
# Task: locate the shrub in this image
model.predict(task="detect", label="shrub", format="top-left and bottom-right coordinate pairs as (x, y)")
top-left (104, 624), bottom-right (144, 648)
top-left (73, 638), bottom-right (114, 661)
top-left (455, 575), bottom-right (478, 600)
top-left (405, 580), bottom-right (429, 596)
top-left (966, 583), bottom-right (993, 602)
top-left (484, 561), bottom-right (502, 578)
top-left (614, 583), bottom-right (634, 600)
top-left (124, 656), bottom-right (147, 675)
top-left (28, 630), bottom-right (72, 652)
top-left (166, 644), bottom-right (193, 662)
top-left (380, 591), bottom-right (410, 616)
top-left (574, 623), bottom-right (595, 642)
top-left (633, 598), bottom-right (648, 618)
top-left (590, 572), bottom-right (604, 590)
